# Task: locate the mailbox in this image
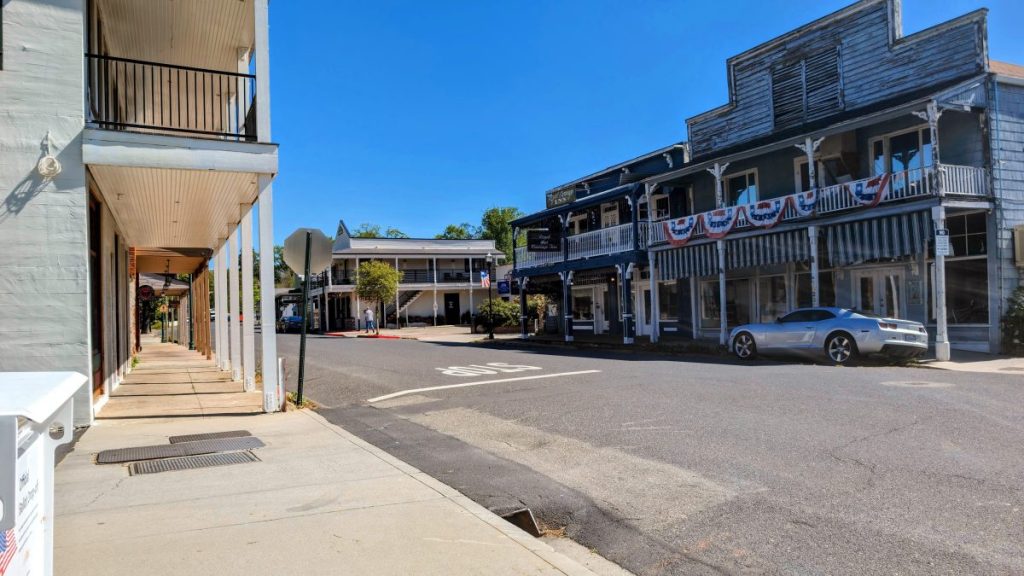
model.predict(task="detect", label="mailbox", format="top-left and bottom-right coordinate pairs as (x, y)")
top-left (0, 372), bottom-right (85, 576)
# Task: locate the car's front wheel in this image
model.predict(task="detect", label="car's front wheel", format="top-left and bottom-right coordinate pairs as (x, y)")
top-left (825, 332), bottom-right (858, 365)
top-left (733, 332), bottom-right (757, 360)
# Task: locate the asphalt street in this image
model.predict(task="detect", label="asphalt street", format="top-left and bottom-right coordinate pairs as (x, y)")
top-left (276, 334), bottom-right (1024, 576)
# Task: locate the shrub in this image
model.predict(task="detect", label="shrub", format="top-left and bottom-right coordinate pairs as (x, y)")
top-left (1001, 285), bottom-right (1024, 356)
top-left (476, 298), bottom-right (521, 328)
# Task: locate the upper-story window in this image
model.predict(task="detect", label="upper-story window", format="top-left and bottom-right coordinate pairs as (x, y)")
top-left (726, 170), bottom-right (758, 205)
top-left (639, 194), bottom-right (670, 221)
top-left (771, 46), bottom-right (843, 130)
top-left (869, 126), bottom-right (933, 176)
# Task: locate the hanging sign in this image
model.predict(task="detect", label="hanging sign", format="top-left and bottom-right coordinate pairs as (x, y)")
top-left (704, 207), bottom-right (741, 239)
top-left (545, 186), bottom-right (576, 209)
top-left (663, 215), bottom-right (700, 246)
top-left (935, 228), bottom-right (951, 256)
top-left (526, 229), bottom-right (560, 252)
top-left (847, 173), bottom-right (891, 207)
top-left (744, 198), bottom-right (787, 228)
top-left (791, 190), bottom-right (817, 217)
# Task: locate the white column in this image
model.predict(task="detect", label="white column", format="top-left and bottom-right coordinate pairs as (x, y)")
top-left (219, 240), bottom-right (230, 371)
top-left (241, 206), bottom-right (256, 391)
top-left (229, 226), bottom-right (242, 381)
top-left (649, 251), bottom-right (658, 344)
top-left (808, 225), bottom-right (820, 307)
top-left (213, 245), bottom-right (226, 370)
top-left (257, 176), bottom-right (280, 411)
top-left (254, 0), bottom-right (272, 143)
top-left (433, 257), bottom-right (438, 326)
top-left (468, 257), bottom-right (474, 325)
top-left (325, 265), bottom-right (332, 333)
top-left (717, 240), bottom-right (727, 346)
top-left (355, 257), bottom-right (361, 330)
top-left (690, 276), bottom-right (699, 340)
top-left (932, 205), bottom-right (950, 361)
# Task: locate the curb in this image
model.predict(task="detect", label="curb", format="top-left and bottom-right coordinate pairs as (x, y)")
top-left (297, 409), bottom-right (601, 576)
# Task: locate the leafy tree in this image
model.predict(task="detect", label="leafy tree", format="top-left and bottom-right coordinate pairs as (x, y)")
top-left (435, 223), bottom-right (478, 239)
top-left (353, 223), bottom-right (382, 238)
top-left (385, 227), bottom-right (409, 239)
top-left (478, 206), bottom-right (524, 260)
top-left (355, 260), bottom-right (402, 334)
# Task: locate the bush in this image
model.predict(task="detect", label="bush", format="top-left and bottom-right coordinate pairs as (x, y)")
top-left (475, 298), bottom-right (521, 328)
top-left (1001, 285), bottom-right (1024, 356)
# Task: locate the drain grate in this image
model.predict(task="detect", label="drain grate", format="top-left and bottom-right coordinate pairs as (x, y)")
top-left (128, 451), bottom-right (260, 475)
top-left (168, 430), bottom-right (252, 444)
top-left (499, 508), bottom-right (541, 537)
top-left (97, 436), bottom-right (265, 464)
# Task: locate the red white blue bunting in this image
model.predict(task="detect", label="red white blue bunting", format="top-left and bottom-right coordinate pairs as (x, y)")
top-left (791, 190), bottom-right (817, 217)
top-left (663, 215), bottom-right (700, 246)
top-left (847, 173), bottom-right (890, 207)
top-left (744, 198), bottom-right (787, 229)
top-left (704, 207), bottom-right (741, 239)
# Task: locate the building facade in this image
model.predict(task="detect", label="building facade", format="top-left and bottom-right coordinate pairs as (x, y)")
top-left (0, 0), bottom-right (280, 424)
top-left (323, 221), bottom-right (504, 329)
top-left (512, 0), bottom-right (1024, 357)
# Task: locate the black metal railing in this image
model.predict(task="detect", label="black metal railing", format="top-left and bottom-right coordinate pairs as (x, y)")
top-left (86, 53), bottom-right (257, 141)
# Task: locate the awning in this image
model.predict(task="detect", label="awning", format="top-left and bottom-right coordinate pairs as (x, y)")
top-left (657, 243), bottom-right (718, 281)
top-left (726, 229), bottom-right (809, 271)
top-left (826, 210), bottom-right (930, 266)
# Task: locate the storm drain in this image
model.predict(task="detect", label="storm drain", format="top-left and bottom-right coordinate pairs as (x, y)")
top-left (499, 508), bottom-right (541, 537)
top-left (168, 430), bottom-right (252, 444)
top-left (96, 436), bottom-right (265, 464)
top-left (128, 451), bottom-right (260, 476)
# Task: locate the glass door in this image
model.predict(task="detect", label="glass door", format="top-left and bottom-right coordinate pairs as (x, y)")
top-left (853, 269), bottom-right (904, 318)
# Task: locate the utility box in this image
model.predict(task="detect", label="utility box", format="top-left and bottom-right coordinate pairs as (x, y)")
top-left (0, 372), bottom-right (85, 576)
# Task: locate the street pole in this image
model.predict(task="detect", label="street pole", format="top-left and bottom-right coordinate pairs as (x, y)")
top-left (296, 231), bottom-right (312, 407)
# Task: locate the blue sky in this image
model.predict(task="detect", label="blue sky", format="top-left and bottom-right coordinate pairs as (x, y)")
top-left (268, 0), bottom-right (1024, 243)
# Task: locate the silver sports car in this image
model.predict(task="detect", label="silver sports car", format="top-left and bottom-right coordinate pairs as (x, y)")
top-left (729, 307), bottom-right (928, 364)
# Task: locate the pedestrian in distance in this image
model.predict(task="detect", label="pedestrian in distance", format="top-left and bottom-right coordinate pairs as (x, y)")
top-left (364, 307), bottom-right (376, 334)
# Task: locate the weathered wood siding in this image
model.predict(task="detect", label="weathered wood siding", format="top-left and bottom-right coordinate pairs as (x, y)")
top-left (991, 80), bottom-right (1024, 347)
top-left (688, 0), bottom-right (987, 158)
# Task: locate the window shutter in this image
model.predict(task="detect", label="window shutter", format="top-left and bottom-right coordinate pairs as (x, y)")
top-left (771, 61), bottom-right (804, 130)
top-left (805, 46), bottom-right (842, 120)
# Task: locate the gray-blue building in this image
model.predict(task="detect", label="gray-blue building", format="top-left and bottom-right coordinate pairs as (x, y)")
top-left (511, 0), bottom-right (1024, 357)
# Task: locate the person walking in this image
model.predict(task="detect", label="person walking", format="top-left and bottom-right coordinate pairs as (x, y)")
top-left (364, 307), bottom-right (376, 334)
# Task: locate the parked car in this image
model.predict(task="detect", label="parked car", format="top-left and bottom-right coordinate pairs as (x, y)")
top-left (730, 307), bottom-right (928, 365)
top-left (276, 315), bottom-right (304, 333)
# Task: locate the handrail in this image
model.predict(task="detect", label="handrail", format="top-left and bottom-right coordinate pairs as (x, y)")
top-left (84, 53), bottom-right (256, 79)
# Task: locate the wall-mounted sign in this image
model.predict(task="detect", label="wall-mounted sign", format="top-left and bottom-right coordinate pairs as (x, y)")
top-left (497, 280), bottom-right (510, 295)
top-left (545, 186), bottom-right (575, 209)
top-left (527, 229), bottom-right (561, 252)
top-left (935, 228), bottom-right (950, 256)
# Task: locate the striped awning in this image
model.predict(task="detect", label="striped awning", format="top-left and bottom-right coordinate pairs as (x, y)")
top-left (656, 243), bottom-right (718, 281)
top-left (726, 229), bottom-right (809, 271)
top-left (826, 211), bottom-right (930, 266)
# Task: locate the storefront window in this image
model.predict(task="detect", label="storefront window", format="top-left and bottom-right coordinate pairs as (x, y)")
top-left (573, 290), bottom-right (594, 321)
top-left (701, 279), bottom-right (752, 328)
top-left (701, 281), bottom-right (719, 327)
top-left (947, 211), bottom-right (987, 257)
top-left (658, 281), bottom-right (679, 321)
top-left (796, 271), bottom-right (836, 308)
top-left (759, 276), bottom-right (787, 322)
top-left (931, 259), bottom-right (988, 324)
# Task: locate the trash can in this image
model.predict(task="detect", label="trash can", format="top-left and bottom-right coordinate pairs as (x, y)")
top-left (0, 372), bottom-right (86, 576)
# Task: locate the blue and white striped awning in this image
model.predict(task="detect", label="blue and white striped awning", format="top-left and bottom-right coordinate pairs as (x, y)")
top-left (656, 243), bottom-right (718, 281)
top-left (825, 210), bottom-right (930, 266)
top-left (726, 229), bottom-right (809, 271)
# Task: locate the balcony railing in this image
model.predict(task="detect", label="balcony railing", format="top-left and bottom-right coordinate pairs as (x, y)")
top-left (86, 54), bottom-right (257, 141)
top-left (647, 163), bottom-right (987, 246)
top-left (332, 268), bottom-right (477, 285)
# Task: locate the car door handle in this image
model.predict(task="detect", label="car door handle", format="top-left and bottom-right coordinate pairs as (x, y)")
top-left (804, 326), bottom-right (815, 329)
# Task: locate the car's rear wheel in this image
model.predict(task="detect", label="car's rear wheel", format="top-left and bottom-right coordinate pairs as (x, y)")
top-left (734, 332), bottom-right (757, 360)
top-left (825, 332), bottom-right (857, 365)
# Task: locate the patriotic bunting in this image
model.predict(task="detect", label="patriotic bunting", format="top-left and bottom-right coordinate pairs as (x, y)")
top-left (847, 173), bottom-right (890, 207)
top-left (704, 207), bottom-right (741, 239)
top-left (663, 215), bottom-right (700, 246)
top-left (791, 190), bottom-right (817, 217)
top-left (744, 198), bottom-right (787, 229)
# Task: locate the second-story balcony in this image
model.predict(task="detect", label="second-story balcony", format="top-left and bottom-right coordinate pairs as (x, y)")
top-left (515, 222), bottom-right (648, 270)
top-left (86, 54), bottom-right (257, 141)
top-left (648, 163), bottom-right (987, 246)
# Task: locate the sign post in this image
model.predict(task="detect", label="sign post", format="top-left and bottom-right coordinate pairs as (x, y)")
top-left (283, 228), bottom-right (333, 407)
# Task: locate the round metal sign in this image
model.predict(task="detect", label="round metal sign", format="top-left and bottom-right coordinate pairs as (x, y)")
top-left (284, 228), bottom-right (333, 275)
top-left (139, 285), bottom-right (155, 301)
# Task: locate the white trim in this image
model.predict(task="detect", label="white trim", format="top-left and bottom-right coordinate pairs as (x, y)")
top-left (723, 168), bottom-right (759, 205)
top-left (867, 124), bottom-right (930, 176)
top-left (793, 153), bottom-right (842, 192)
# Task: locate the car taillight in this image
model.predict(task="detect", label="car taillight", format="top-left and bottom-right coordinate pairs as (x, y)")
top-left (878, 321), bottom-right (898, 330)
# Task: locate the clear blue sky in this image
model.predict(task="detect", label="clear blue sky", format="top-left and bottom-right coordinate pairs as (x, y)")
top-left (268, 0), bottom-right (1023, 243)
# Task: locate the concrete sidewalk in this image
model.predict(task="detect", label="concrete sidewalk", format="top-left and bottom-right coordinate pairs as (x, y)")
top-left (54, 409), bottom-right (605, 576)
top-left (327, 324), bottom-right (522, 344)
top-left (917, 348), bottom-right (1024, 374)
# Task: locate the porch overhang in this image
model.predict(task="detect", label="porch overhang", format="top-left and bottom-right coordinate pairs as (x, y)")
top-left (83, 129), bottom-right (278, 175)
top-left (511, 183), bottom-right (641, 228)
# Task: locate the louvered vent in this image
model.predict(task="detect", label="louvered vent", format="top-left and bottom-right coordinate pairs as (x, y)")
top-left (771, 46), bottom-right (843, 130)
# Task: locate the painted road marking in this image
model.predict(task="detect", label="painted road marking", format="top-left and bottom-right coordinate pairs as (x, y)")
top-left (436, 362), bottom-right (542, 377)
top-left (367, 370), bottom-right (601, 403)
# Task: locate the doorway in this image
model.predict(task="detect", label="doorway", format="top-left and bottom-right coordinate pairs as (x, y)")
top-left (88, 195), bottom-right (104, 399)
top-left (853, 268), bottom-right (904, 318)
top-left (443, 293), bottom-right (461, 325)
top-left (639, 287), bottom-right (652, 336)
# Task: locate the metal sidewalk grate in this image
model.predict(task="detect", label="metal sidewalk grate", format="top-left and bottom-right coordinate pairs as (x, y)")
top-left (168, 430), bottom-right (252, 444)
top-left (96, 436), bottom-right (265, 464)
top-left (128, 451), bottom-right (261, 475)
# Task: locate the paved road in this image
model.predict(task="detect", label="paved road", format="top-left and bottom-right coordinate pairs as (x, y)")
top-left (276, 334), bottom-right (1024, 575)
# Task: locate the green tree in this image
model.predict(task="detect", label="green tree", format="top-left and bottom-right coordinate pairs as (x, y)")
top-left (353, 223), bottom-right (381, 238)
top-left (479, 206), bottom-right (524, 260)
top-left (385, 227), bottom-right (409, 238)
top-left (435, 223), bottom-right (478, 240)
top-left (355, 260), bottom-right (402, 334)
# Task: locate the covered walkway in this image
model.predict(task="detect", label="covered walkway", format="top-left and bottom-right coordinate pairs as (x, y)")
top-left (100, 335), bottom-right (262, 419)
